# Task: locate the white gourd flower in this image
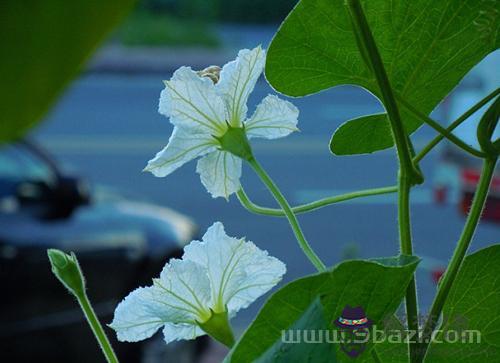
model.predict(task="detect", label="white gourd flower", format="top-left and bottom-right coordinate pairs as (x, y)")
top-left (110, 222), bottom-right (286, 345)
top-left (144, 46), bottom-right (299, 199)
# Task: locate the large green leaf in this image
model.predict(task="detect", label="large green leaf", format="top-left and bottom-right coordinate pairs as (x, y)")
top-left (360, 315), bottom-right (409, 363)
top-left (0, 0), bottom-right (136, 143)
top-left (266, 0), bottom-right (499, 154)
top-left (425, 244), bottom-right (500, 362)
top-left (256, 298), bottom-right (337, 363)
top-left (227, 255), bottom-right (419, 362)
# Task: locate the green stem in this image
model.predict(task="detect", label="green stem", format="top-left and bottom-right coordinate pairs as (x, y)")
top-left (247, 157), bottom-right (326, 272)
top-left (397, 96), bottom-right (485, 158)
top-left (398, 174), bottom-right (413, 256)
top-left (77, 291), bottom-right (119, 363)
top-left (346, 2), bottom-right (420, 361)
top-left (414, 88), bottom-right (500, 163)
top-left (236, 185), bottom-right (397, 217)
top-left (347, 0), bottom-right (420, 184)
top-left (408, 139), bottom-right (424, 181)
top-left (417, 156), bottom-right (498, 362)
top-left (398, 171), bottom-right (419, 362)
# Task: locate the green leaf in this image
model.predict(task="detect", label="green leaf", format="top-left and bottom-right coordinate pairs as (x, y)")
top-left (425, 244), bottom-right (500, 362)
top-left (359, 315), bottom-right (409, 363)
top-left (330, 114), bottom-right (392, 155)
top-left (0, 0), bottom-right (136, 144)
top-left (226, 255), bottom-right (420, 362)
top-left (255, 298), bottom-right (337, 363)
top-left (266, 0), bottom-right (499, 154)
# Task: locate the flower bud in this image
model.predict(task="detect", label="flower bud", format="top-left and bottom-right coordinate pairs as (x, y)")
top-left (197, 65), bottom-right (221, 84)
top-left (47, 249), bottom-right (85, 296)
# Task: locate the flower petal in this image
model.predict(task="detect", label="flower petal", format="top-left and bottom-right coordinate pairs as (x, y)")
top-left (245, 94), bottom-right (299, 139)
top-left (162, 322), bottom-right (205, 343)
top-left (183, 222), bottom-right (286, 315)
top-left (170, 66), bottom-right (200, 82)
top-left (144, 127), bottom-right (217, 177)
top-left (217, 46), bottom-right (265, 125)
top-left (225, 246), bottom-right (286, 314)
top-left (110, 286), bottom-right (181, 342)
top-left (158, 259), bottom-right (212, 321)
top-left (159, 66), bottom-right (227, 134)
top-left (196, 151), bottom-right (242, 199)
top-left (111, 255), bottom-right (214, 343)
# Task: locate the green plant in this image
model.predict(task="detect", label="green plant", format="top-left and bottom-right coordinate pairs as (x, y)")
top-left (0, 0), bottom-right (136, 144)
top-left (232, 0), bottom-right (498, 361)
top-left (46, 1), bottom-right (499, 362)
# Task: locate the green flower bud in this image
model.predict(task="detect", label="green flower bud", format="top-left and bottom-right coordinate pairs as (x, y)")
top-left (197, 308), bottom-right (235, 347)
top-left (215, 123), bottom-right (254, 161)
top-left (477, 97), bottom-right (499, 157)
top-left (47, 249), bottom-right (85, 296)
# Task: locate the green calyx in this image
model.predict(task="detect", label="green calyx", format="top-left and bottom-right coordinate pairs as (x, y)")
top-left (477, 97), bottom-right (500, 158)
top-left (47, 249), bottom-right (85, 297)
top-left (214, 123), bottom-right (254, 161)
top-left (197, 308), bottom-right (235, 348)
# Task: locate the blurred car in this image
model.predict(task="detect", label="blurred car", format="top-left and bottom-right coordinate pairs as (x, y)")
top-left (434, 144), bottom-right (500, 222)
top-left (0, 140), bottom-right (206, 362)
top-left (432, 58), bottom-right (500, 223)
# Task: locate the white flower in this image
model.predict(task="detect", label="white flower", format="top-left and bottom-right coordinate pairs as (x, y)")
top-left (110, 222), bottom-right (286, 344)
top-left (144, 46), bottom-right (299, 199)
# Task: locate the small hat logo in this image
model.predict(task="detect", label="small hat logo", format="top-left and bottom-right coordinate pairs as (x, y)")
top-left (335, 305), bottom-right (372, 358)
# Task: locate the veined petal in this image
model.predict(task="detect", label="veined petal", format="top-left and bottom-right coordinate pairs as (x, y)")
top-left (182, 222), bottom-right (286, 314)
top-left (217, 46), bottom-right (265, 125)
top-left (158, 259), bottom-right (212, 322)
top-left (196, 151), bottom-right (242, 199)
top-left (162, 322), bottom-right (205, 344)
top-left (159, 67), bottom-right (227, 134)
top-left (110, 286), bottom-right (187, 342)
top-left (225, 247), bottom-right (286, 314)
top-left (245, 94), bottom-right (299, 139)
top-left (144, 127), bottom-right (217, 177)
top-left (111, 261), bottom-right (211, 343)
top-left (112, 222), bottom-right (286, 345)
top-left (170, 66), bottom-right (200, 82)
top-left (182, 222), bottom-right (239, 307)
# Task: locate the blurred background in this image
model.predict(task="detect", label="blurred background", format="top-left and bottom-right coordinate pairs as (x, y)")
top-left (1, 1), bottom-right (498, 362)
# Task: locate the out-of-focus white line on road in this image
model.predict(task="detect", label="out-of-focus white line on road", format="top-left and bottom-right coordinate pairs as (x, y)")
top-left (36, 135), bottom-right (430, 156)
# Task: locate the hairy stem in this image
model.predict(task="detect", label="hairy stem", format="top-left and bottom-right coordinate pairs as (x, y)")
top-left (398, 171), bottom-right (419, 361)
top-left (397, 95), bottom-right (485, 158)
top-left (77, 291), bottom-right (119, 363)
top-left (247, 157), bottom-right (326, 272)
top-left (346, 1), bottom-right (420, 361)
top-left (414, 88), bottom-right (499, 163)
top-left (237, 185), bottom-right (397, 217)
top-left (347, 0), bottom-right (420, 183)
top-left (417, 157), bottom-right (498, 362)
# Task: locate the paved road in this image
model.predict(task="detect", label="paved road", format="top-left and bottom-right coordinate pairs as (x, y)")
top-left (32, 73), bottom-right (498, 330)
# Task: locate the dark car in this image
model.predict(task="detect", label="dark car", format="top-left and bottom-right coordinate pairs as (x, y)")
top-left (0, 141), bottom-right (206, 362)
